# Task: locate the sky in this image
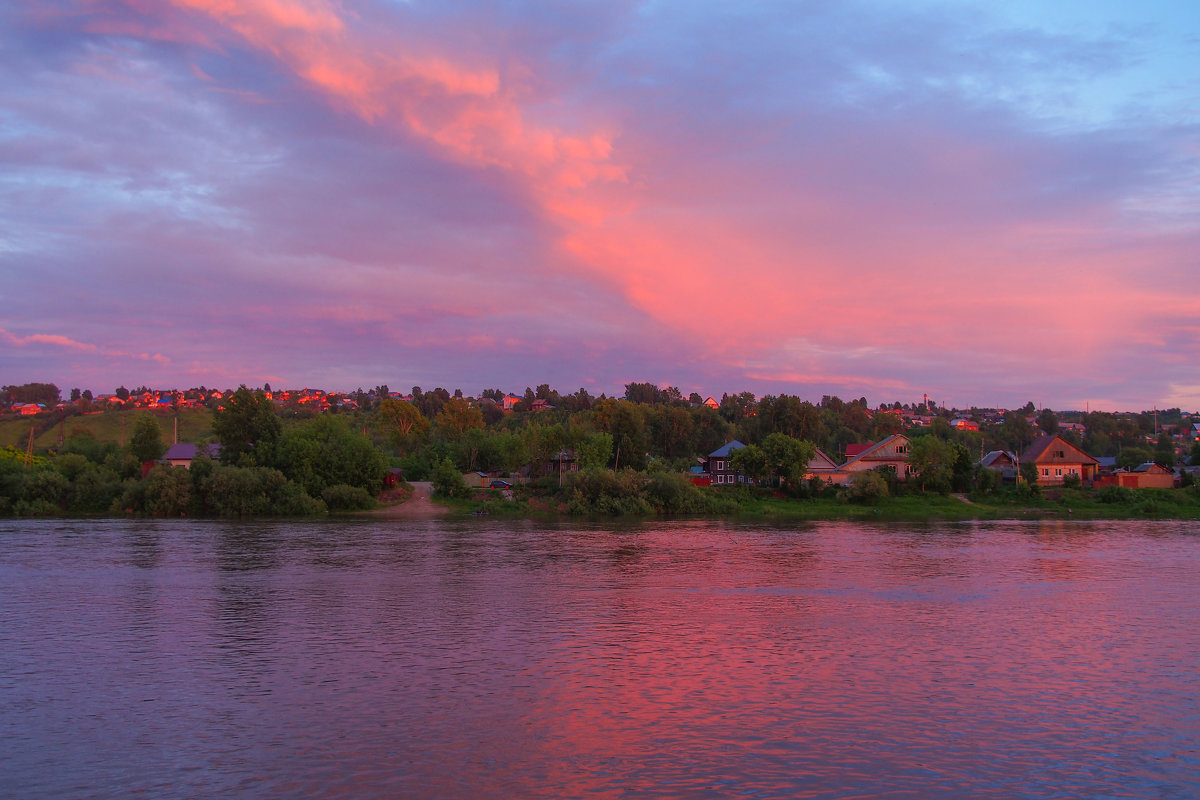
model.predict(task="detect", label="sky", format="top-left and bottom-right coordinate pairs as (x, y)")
top-left (2, 0), bottom-right (1198, 411)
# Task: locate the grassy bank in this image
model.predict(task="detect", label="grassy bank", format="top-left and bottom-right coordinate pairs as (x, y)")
top-left (434, 481), bottom-right (1200, 522)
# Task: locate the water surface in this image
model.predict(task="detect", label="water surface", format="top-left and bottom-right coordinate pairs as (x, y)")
top-left (2, 518), bottom-right (1198, 798)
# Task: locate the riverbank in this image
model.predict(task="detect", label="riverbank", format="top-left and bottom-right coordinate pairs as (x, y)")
top-left (427, 484), bottom-right (1200, 522)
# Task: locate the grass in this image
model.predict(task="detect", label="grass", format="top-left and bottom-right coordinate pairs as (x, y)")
top-left (1, 408), bottom-right (217, 451)
top-left (435, 484), bottom-right (1200, 522)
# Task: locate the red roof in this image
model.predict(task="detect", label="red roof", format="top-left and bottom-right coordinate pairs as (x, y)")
top-left (844, 442), bottom-right (873, 459)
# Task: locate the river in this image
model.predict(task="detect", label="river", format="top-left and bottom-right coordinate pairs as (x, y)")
top-left (2, 518), bottom-right (1198, 798)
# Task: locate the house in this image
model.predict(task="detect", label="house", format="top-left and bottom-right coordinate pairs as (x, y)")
top-left (950, 418), bottom-right (980, 432)
top-left (550, 448), bottom-right (578, 474)
top-left (162, 442), bottom-right (222, 469)
top-left (1021, 434), bottom-right (1099, 486)
top-left (805, 448), bottom-right (840, 482)
top-left (1096, 463), bottom-right (1175, 490)
top-left (702, 396), bottom-right (720, 410)
top-left (501, 395), bottom-right (521, 412)
top-left (826, 434), bottom-right (913, 485)
top-left (980, 450), bottom-right (1018, 482)
top-left (707, 440), bottom-right (748, 486)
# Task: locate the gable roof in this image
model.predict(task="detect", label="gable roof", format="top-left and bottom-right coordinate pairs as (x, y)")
top-left (808, 448), bottom-right (838, 471)
top-left (980, 450), bottom-right (1017, 468)
top-left (838, 434), bottom-right (910, 469)
top-left (709, 440), bottom-right (746, 458)
top-left (1022, 434), bottom-right (1098, 466)
top-left (163, 443), bottom-right (222, 461)
top-left (844, 442), bottom-right (873, 459)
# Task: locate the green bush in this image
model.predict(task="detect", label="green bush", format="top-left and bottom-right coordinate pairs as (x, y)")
top-left (561, 469), bottom-right (732, 516)
top-left (431, 457), bottom-right (468, 499)
top-left (843, 470), bottom-right (888, 503)
top-left (142, 465), bottom-right (192, 517)
top-left (1096, 485), bottom-right (1130, 504)
top-left (322, 483), bottom-right (375, 511)
top-left (21, 470), bottom-right (70, 512)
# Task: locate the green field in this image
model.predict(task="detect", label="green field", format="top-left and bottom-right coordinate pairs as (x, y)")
top-left (0, 408), bottom-right (216, 451)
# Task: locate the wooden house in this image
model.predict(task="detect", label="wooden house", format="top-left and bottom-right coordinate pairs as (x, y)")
top-left (827, 434), bottom-right (913, 485)
top-left (1021, 434), bottom-right (1099, 486)
top-left (980, 450), bottom-right (1018, 482)
top-left (707, 440), bottom-right (748, 486)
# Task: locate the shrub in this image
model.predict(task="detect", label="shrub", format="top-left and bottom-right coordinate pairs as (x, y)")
top-left (431, 457), bottom-right (468, 499)
top-left (322, 484), bottom-right (375, 511)
top-left (843, 470), bottom-right (888, 503)
top-left (1095, 485), bottom-right (1130, 504)
top-left (142, 465), bottom-right (192, 517)
top-left (21, 470), bottom-right (70, 512)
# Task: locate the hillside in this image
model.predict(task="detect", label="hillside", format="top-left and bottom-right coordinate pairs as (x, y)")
top-left (0, 408), bottom-right (216, 450)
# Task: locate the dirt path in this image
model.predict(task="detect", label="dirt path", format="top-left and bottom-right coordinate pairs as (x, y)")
top-left (951, 493), bottom-right (975, 505)
top-left (371, 481), bottom-right (446, 518)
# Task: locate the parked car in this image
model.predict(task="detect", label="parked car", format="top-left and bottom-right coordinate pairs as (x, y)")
top-left (489, 480), bottom-right (513, 489)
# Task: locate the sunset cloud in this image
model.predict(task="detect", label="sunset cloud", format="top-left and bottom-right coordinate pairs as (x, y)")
top-left (1, 0), bottom-right (1197, 408)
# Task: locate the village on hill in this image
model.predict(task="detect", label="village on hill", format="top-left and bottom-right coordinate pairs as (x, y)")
top-left (3, 380), bottom-right (1200, 518)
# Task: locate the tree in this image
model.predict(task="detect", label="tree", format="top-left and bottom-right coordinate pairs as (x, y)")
top-left (212, 386), bottom-right (282, 466)
top-left (1036, 408), bottom-right (1059, 435)
top-left (606, 401), bottom-right (649, 470)
top-left (909, 435), bottom-right (955, 493)
top-left (574, 432), bottom-right (614, 471)
top-left (2, 382), bottom-right (60, 407)
top-left (730, 444), bottom-right (769, 485)
top-left (116, 386), bottom-right (130, 401)
top-left (761, 433), bottom-right (816, 485)
top-left (1154, 432), bottom-right (1176, 466)
top-left (142, 465), bottom-right (191, 516)
top-left (624, 382), bottom-right (664, 405)
top-left (128, 413), bottom-right (166, 463)
top-left (1117, 447), bottom-right (1153, 471)
top-left (375, 397), bottom-right (429, 451)
top-left (275, 415), bottom-right (387, 497)
top-left (437, 397), bottom-right (485, 438)
top-left (431, 457), bottom-right (468, 498)
top-left (1189, 442), bottom-right (1200, 467)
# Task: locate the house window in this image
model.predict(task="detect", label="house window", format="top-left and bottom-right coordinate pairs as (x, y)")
top-left (1054, 450), bottom-right (1065, 458)
top-left (895, 445), bottom-right (908, 454)
top-left (1055, 468), bottom-right (1062, 477)
top-left (1042, 469), bottom-right (1049, 476)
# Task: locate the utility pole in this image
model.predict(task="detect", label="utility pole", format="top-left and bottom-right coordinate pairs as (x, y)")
top-left (25, 428), bottom-right (35, 468)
